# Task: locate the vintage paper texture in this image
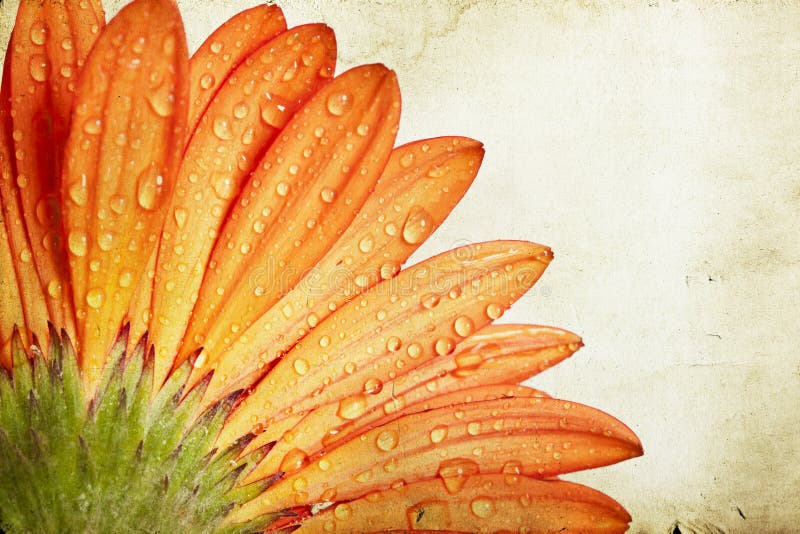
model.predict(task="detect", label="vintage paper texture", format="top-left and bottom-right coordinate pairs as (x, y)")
top-left (1, 0), bottom-right (798, 532)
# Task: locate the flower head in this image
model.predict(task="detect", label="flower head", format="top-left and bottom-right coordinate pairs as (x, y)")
top-left (0, 0), bottom-right (641, 532)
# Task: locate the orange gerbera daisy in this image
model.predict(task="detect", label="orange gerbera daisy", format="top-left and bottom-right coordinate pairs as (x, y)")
top-left (0, 0), bottom-right (642, 532)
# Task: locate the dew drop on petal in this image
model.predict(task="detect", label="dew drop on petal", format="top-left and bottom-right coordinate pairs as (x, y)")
top-left (470, 496), bottom-right (496, 518)
top-left (337, 394), bottom-right (366, 420)
top-left (429, 425), bottom-right (448, 444)
top-left (375, 429), bottom-right (399, 452)
top-left (453, 316), bottom-right (474, 337)
top-left (29, 21), bottom-right (46, 45)
top-left (68, 182), bottom-right (88, 206)
top-left (421, 293), bottom-right (440, 309)
top-left (386, 336), bottom-right (401, 352)
top-left (293, 358), bottom-right (310, 376)
top-left (136, 164), bottom-right (164, 210)
top-left (173, 207), bottom-right (187, 228)
top-left (437, 458), bottom-right (479, 494)
top-left (68, 230), bottom-right (88, 257)
top-left (401, 206), bottom-right (433, 245)
top-left (435, 337), bottom-right (455, 356)
top-left (212, 116), bottom-right (234, 140)
top-left (320, 187), bottom-right (336, 203)
top-left (29, 54), bottom-right (48, 82)
top-left (47, 280), bottom-right (62, 298)
top-left (364, 378), bottom-right (383, 395)
top-left (326, 92), bottom-right (352, 116)
top-left (485, 303), bottom-right (503, 320)
top-left (199, 73), bottom-right (215, 89)
top-left (86, 288), bottom-right (104, 309)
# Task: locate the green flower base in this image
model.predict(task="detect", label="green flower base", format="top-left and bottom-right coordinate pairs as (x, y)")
top-left (0, 326), bottom-right (279, 534)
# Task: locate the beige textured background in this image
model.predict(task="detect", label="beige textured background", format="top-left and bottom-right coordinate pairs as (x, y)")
top-left (2, 1), bottom-right (799, 532)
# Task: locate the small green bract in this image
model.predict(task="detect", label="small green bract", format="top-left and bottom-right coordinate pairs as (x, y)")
top-left (0, 326), bottom-right (279, 534)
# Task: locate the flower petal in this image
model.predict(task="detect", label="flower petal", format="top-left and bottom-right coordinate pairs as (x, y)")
top-left (219, 240), bottom-right (552, 446)
top-left (187, 4), bottom-right (287, 133)
top-left (180, 64), bottom-right (399, 371)
top-left (229, 396), bottom-right (642, 521)
top-left (242, 324), bottom-right (578, 479)
top-left (0, 70), bottom-right (51, 353)
top-left (193, 137), bottom-right (485, 402)
top-left (247, 384), bottom-right (546, 484)
top-left (5, 0), bottom-right (104, 339)
top-left (60, 0), bottom-right (189, 389)
top-left (292, 476), bottom-right (632, 534)
top-left (147, 24), bottom-right (337, 387)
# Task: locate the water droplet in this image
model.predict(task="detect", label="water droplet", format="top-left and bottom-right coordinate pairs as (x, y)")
top-left (356, 123), bottom-right (370, 136)
top-left (333, 503), bottom-right (352, 521)
top-left (68, 182), bottom-right (88, 206)
top-left (399, 152), bottom-right (414, 168)
top-left (358, 235), bottom-right (374, 253)
top-left (47, 279), bottom-right (62, 298)
top-left (320, 187), bottom-right (336, 203)
top-left (386, 336), bottom-right (401, 352)
top-left (379, 262), bottom-right (398, 280)
top-left (276, 181), bottom-right (289, 196)
top-left (292, 358), bottom-right (310, 376)
top-left (429, 425), bottom-right (448, 444)
top-left (437, 458), bottom-right (479, 494)
top-left (173, 207), bottom-right (187, 228)
top-left (375, 429), bottom-right (399, 452)
top-left (453, 316), bottom-right (475, 337)
top-left (146, 86), bottom-right (174, 117)
top-left (485, 303), bottom-right (503, 320)
top-left (401, 206), bottom-right (433, 245)
top-left (97, 231), bottom-right (114, 251)
top-left (200, 73), bottom-right (215, 89)
top-left (364, 378), bottom-right (383, 395)
top-left (213, 174), bottom-right (235, 200)
top-left (279, 448), bottom-right (308, 473)
top-left (136, 164), bottom-right (164, 210)
top-left (260, 92), bottom-right (292, 128)
top-left (19, 249), bottom-right (32, 262)
top-left (282, 60), bottom-right (298, 81)
top-left (212, 116), bottom-right (234, 140)
top-left (427, 164), bottom-right (448, 178)
top-left (467, 421), bottom-right (481, 436)
top-left (435, 337), bottom-right (455, 356)
top-left (233, 101), bottom-right (249, 119)
top-left (470, 496), bottom-right (496, 518)
top-left (119, 270), bottom-right (133, 288)
top-left (406, 342), bottom-right (422, 359)
top-left (384, 223), bottom-right (397, 236)
top-left (110, 194), bottom-right (127, 215)
top-left (29, 54), bottom-right (48, 82)
top-left (319, 335), bottom-right (331, 348)
top-left (337, 394), bottom-right (366, 420)
top-left (68, 230), bottom-right (88, 257)
top-left (83, 117), bottom-right (102, 135)
top-left (502, 460), bottom-right (523, 485)
top-left (421, 293), bottom-right (440, 309)
top-left (326, 91), bottom-right (352, 116)
top-left (30, 21), bottom-right (46, 45)
top-left (86, 288), bottom-right (104, 309)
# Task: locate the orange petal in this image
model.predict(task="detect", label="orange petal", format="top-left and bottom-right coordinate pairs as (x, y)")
top-left (181, 64), bottom-right (399, 368)
top-left (6, 0), bottom-right (104, 339)
top-left (126, 247), bottom-right (156, 352)
top-left (229, 396), bottom-right (642, 521)
top-left (241, 324), bottom-right (577, 474)
top-left (0, 67), bottom-right (50, 350)
top-left (187, 4), bottom-right (287, 133)
top-left (195, 136), bottom-right (484, 401)
top-left (292, 476), bottom-right (631, 534)
top-left (0, 181), bottom-right (25, 369)
top-left (219, 240), bottom-right (552, 446)
top-left (246, 384), bottom-right (545, 484)
top-left (60, 0), bottom-right (189, 389)
top-left (147, 24), bottom-right (337, 388)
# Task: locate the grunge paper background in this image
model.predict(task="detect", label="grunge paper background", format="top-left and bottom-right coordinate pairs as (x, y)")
top-left (2, 1), bottom-right (799, 532)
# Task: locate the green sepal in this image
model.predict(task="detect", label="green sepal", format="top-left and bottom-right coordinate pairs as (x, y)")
top-left (0, 330), bottom-right (279, 534)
